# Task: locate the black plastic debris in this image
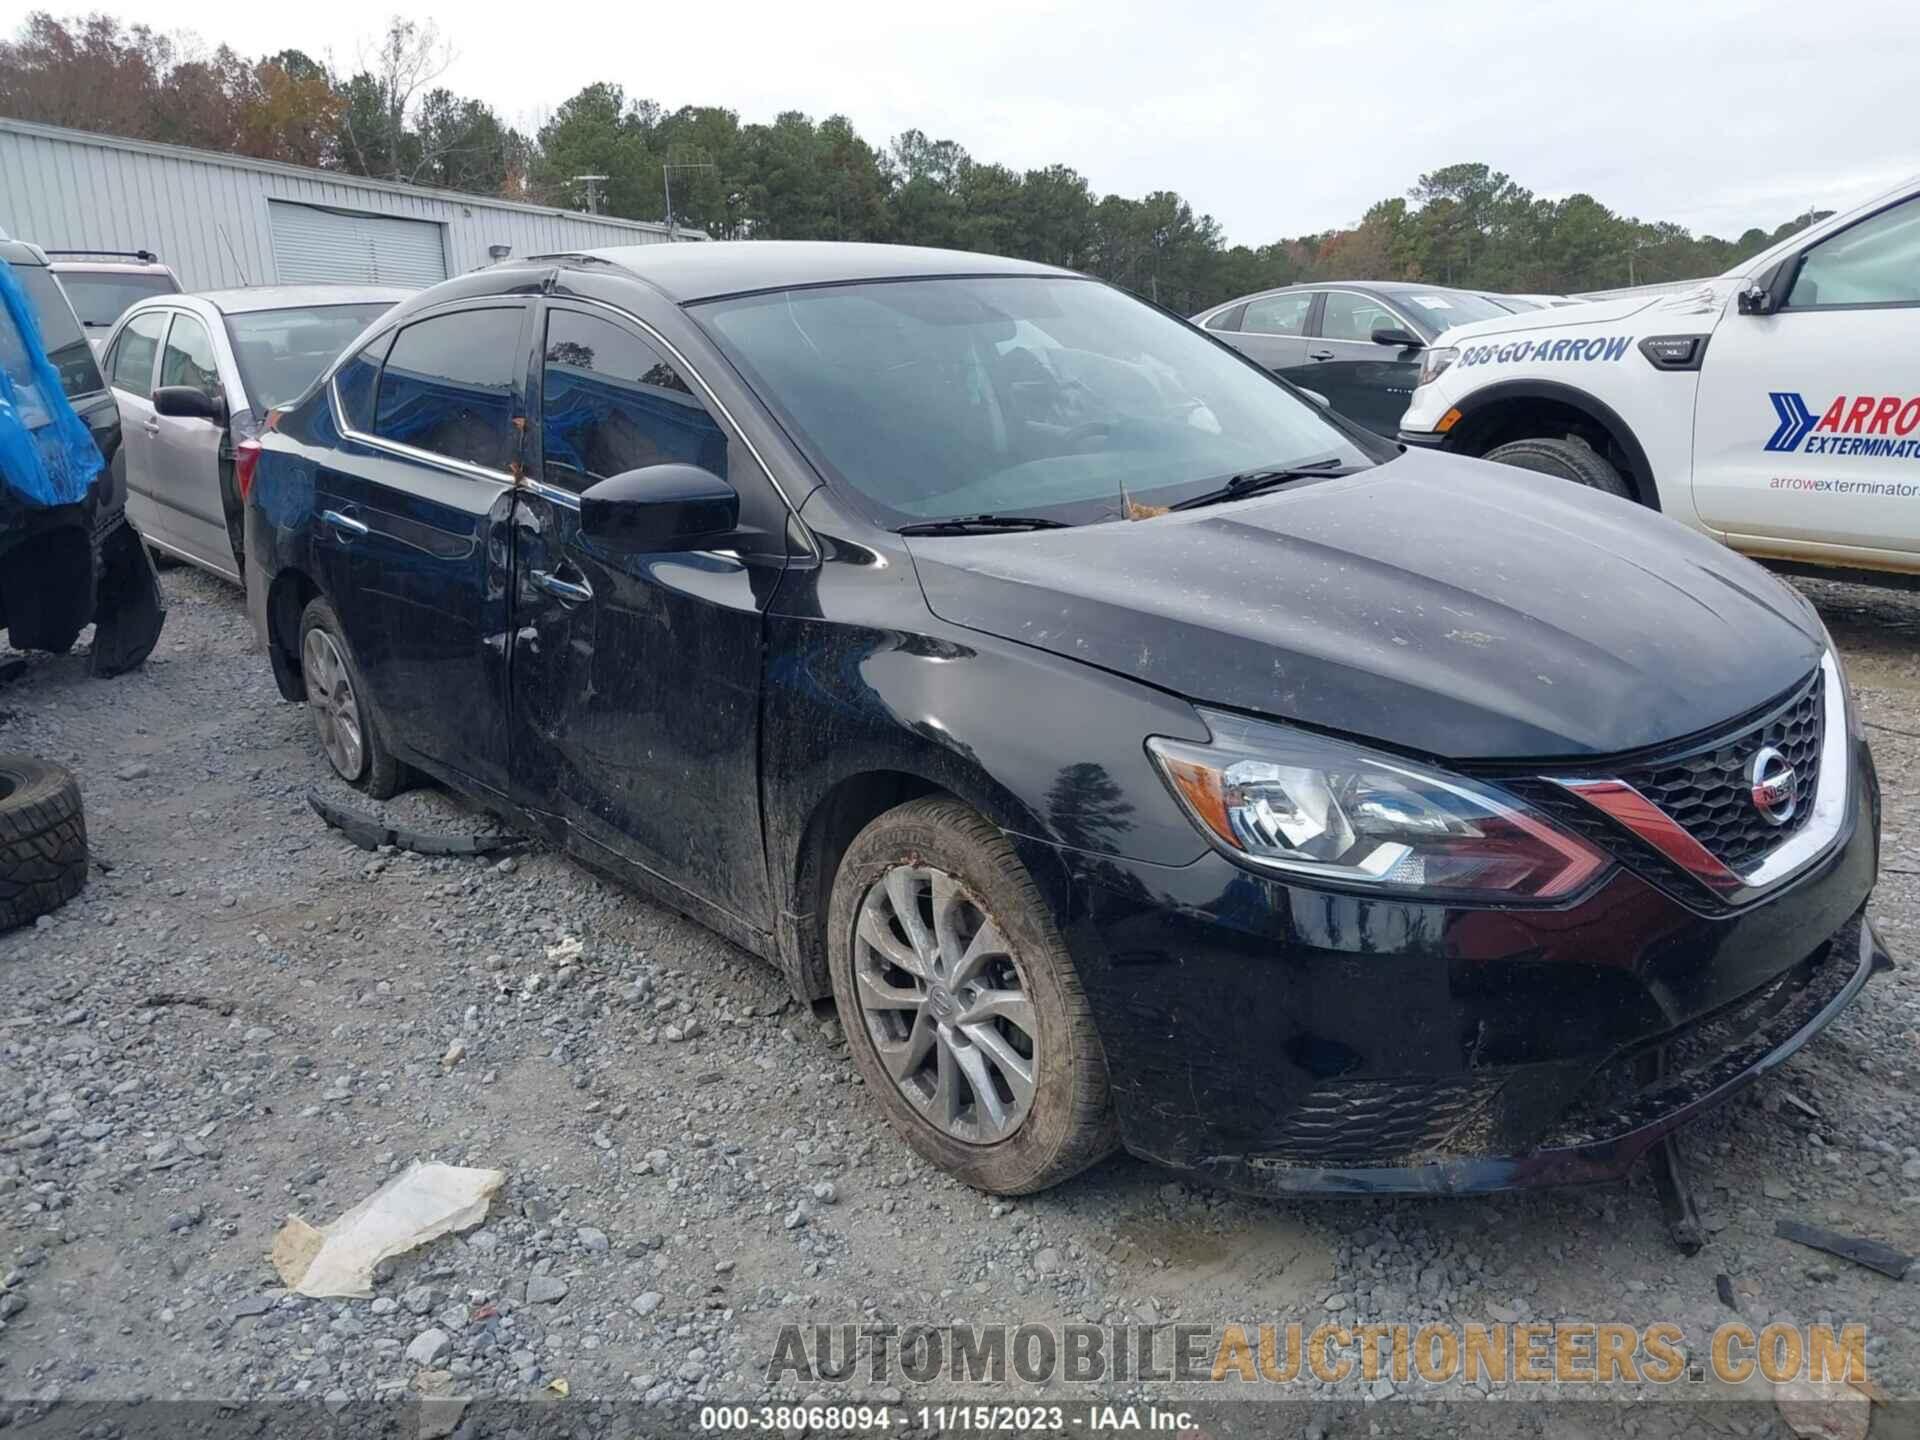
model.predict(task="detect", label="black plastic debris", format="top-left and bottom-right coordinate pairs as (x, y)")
top-left (1775, 1219), bottom-right (1914, 1280)
top-left (307, 790), bottom-right (528, 858)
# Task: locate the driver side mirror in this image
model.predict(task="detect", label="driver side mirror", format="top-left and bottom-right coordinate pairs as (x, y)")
top-left (579, 463), bottom-right (739, 553)
top-left (1371, 325), bottom-right (1423, 350)
top-left (1736, 283), bottom-right (1776, 316)
top-left (152, 385), bottom-right (227, 425)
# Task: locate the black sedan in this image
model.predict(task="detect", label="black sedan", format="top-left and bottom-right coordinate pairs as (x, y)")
top-left (1193, 281), bottom-right (1518, 435)
top-left (247, 243), bottom-right (1885, 1198)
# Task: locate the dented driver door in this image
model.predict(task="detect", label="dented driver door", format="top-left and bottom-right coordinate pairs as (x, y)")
top-left (507, 299), bottom-right (788, 930)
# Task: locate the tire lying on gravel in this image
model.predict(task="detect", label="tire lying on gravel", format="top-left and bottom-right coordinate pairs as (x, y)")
top-left (0, 756), bottom-right (88, 931)
top-left (828, 796), bottom-right (1118, 1194)
top-left (1483, 436), bottom-right (1634, 500)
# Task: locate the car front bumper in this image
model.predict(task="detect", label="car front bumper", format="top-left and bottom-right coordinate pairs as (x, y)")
top-left (1038, 737), bottom-right (1884, 1195)
top-left (1397, 426), bottom-right (1448, 450)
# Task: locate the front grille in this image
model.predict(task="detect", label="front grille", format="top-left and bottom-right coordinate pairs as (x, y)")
top-left (1612, 669), bottom-right (1823, 872)
top-left (1508, 667), bottom-right (1825, 902)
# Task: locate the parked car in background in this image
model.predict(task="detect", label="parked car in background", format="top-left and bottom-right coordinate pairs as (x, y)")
top-left (1400, 171), bottom-right (1920, 583)
top-left (0, 233), bottom-right (163, 674)
top-left (47, 250), bottom-right (181, 353)
top-left (1193, 281), bottom-right (1515, 434)
top-left (101, 285), bottom-right (408, 581)
top-left (248, 242), bottom-right (1882, 1201)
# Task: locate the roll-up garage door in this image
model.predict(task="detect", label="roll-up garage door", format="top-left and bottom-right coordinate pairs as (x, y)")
top-left (269, 202), bottom-right (448, 286)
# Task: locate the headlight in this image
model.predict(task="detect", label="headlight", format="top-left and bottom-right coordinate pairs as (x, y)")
top-left (1148, 711), bottom-right (1608, 901)
top-left (1417, 346), bottom-right (1459, 387)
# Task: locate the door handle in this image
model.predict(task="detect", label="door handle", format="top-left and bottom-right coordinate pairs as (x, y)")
top-left (142, 418), bottom-right (161, 435)
top-left (321, 508), bottom-right (369, 539)
top-left (1308, 349), bottom-right (1336, 361)
top-left (529, 568), bottom-right (593, 605)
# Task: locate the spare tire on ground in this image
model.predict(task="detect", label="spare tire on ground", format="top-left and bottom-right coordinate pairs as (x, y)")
top-left (0, 755), bottom-right (87, 931)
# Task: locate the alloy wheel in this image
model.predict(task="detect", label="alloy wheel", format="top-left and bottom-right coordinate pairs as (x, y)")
top-left (302, 628), bottom-right (365, 780)
top-left (852, 864), bottom-right (1038, 1144)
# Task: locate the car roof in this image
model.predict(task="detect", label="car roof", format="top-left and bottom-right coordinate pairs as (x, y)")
top-left (135, 284), bottom-right (413, 316)
top-left (1196, 278), bottom-right (1483, 317)
top-left (541, 241), bottom-right (1074, 304)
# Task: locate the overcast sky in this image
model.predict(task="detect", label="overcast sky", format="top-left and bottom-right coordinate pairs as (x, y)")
top-left (114, 0), bottom-right (1919, 249)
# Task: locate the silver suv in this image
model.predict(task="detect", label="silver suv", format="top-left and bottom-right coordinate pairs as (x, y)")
top-left (47, 250), bottom-right (182, 355)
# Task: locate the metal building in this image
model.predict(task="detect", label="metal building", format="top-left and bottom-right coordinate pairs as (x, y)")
top-left (0, 116), bottom-right (695, 291)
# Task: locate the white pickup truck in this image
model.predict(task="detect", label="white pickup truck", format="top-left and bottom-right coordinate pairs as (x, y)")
top-left (1399, 174), bottom-right (1920, 582)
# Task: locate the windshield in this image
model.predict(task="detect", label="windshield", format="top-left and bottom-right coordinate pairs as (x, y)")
top-left (57, 272), bottom-right (178, 330)
top-left (224, 303), bottom-right (396, 409)
top-left (8, 262), bottom-right (104, 400)
top-left (696, 275), bottom-right (1375, 528)
top-left (1393, 289), bottom-right (1513, 334)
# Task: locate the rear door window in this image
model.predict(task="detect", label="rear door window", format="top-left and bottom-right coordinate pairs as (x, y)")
top-left (334, 332), bottom-right (394, 433)
top-left (372, 307), bottom-right (523, 471)
top-left (1241, 293), bottom-right (1312, 336)
top-left (110, 311), bottom-right (168, 398)
top-left (1204, 303), bottom-right (1247, 333)
top-left (159, 313), bottom-right (221, 398)
top-left (539, 308), bottom-right (729, 492)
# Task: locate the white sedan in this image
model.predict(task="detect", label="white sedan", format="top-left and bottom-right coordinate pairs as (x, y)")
top-left (100, 285), bottom-right (409, 581)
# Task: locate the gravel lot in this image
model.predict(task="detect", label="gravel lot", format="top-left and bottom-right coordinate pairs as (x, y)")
top-left (0, 566), bottom-right (1916, 1428)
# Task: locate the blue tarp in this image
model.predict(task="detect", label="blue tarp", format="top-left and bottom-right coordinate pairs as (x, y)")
top-left (0, 258), bottom-right (102, 510)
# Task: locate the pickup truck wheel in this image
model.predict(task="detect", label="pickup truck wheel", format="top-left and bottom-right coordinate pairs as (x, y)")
top-left (0, 756), bottom-right (88, 932)
top-left (828, 797), bottom-right (1117, 1194)
top-left (1484, 437), bottom-right (1633, 500)
top-left (298, 597), bottom-right (401, 799)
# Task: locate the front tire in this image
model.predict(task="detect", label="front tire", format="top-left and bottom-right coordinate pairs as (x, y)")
top-left (297, 597), bottom-right (400, 799)
top-left (1484, 436), bottom-right (1633, 500)
top-left (827, 796), bottom-right (1117, 1194)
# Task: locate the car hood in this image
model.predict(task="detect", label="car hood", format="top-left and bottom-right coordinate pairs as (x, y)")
top-left (908, 451), bottom-right (1823, 761)
top-left (1435, 283), bottom-right (1731, 345)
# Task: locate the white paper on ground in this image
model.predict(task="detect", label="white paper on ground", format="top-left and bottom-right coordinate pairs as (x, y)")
top-left (271, 1161), bottom-right (505, 1298)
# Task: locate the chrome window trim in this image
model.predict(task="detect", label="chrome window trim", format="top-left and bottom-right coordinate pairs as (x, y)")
top-left (328, 377), bottom-right (515, 487)
top-left (519, 474), bottom-right (579, 509)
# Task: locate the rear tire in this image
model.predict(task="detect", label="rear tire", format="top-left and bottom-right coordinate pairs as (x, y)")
top-left (1484, 437), bottom-right (1633, 500)
top-left (0, 756), bottom-right (88, 931)
top-left (828, 796), bottom-right (1117, 1194)
top-left (297, 597), bottom-right (401, 799)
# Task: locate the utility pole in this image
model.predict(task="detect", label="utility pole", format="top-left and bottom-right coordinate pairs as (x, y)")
top-left (571, 174), bottom-right (609, 215)
top-left (662, 156), bottom-right (716, 243)
top-left (1627, 237), bottom-right (1653, 287)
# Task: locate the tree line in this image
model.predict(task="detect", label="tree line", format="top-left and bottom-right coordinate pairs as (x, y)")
top-left (0, 12), bottom-right (1824, 314)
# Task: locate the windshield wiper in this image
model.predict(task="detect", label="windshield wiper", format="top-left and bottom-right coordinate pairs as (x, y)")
top-left (896, 514), bottom-right (1072, 536)
top-left (1169, 458), bottom-right (1363, 511)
